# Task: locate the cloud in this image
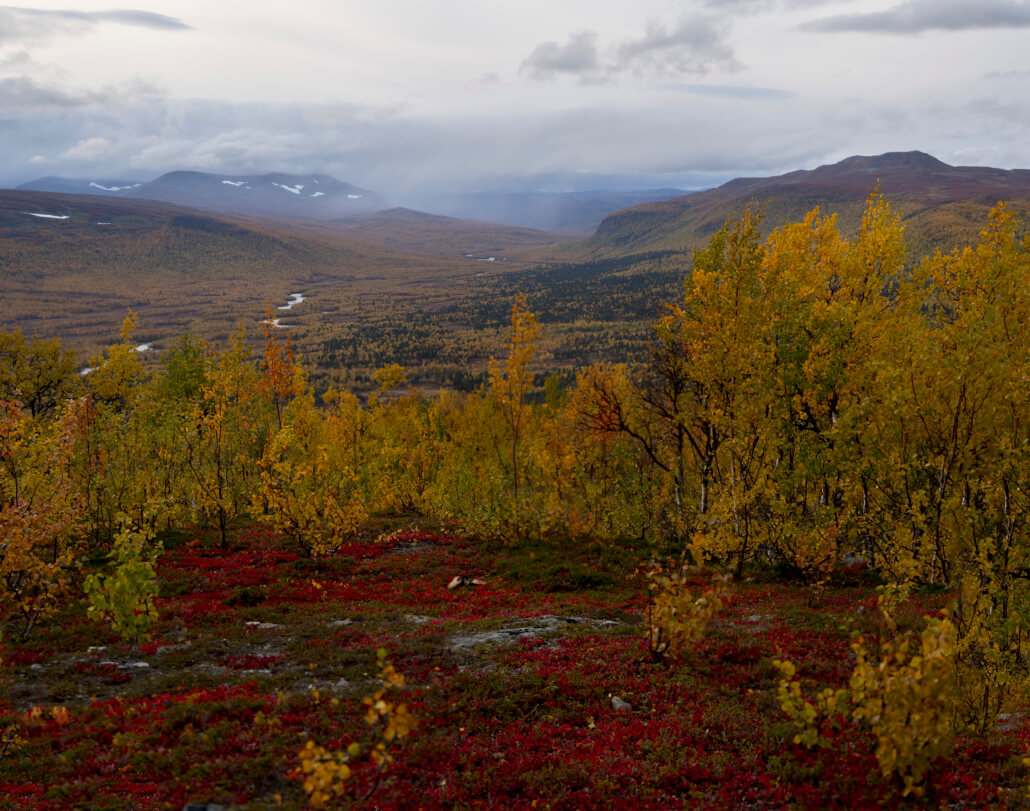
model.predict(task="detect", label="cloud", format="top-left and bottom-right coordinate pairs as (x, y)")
top-left (802, 0), bottom-right (1030, 34)
top-left (701, 0), bottom-right (843, 8)
top-left (0, 6), bottom-right (192, 46)
top-left (0, 90), bottom-right (825, 194)
top-left (0, 76), bottom-right (84, 108)
top-left (1, 77), bottom-right (1026, 202)
top-left (665, 83), bottom-right (794, 100)
top-left (520, 31), bottom-right (600, 80)
top-left (0, 73), bottom-right (163, 112)
top-left (59, 136), bottom-right (113, 162)
top-left (520, 17), bottom-right (739, 82)
top-left (984, 69), bottom-right (1030, 79)
top-left (614, 17), bottom-right (741, 76)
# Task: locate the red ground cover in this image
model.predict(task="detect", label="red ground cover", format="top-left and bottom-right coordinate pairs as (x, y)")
top-left (1, 525), bottom-right (1028, 808)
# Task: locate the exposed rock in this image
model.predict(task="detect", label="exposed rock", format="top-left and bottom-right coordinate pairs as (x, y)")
top-left (610, 695), bottom-right (632, 712)
top-left (448, 576), bottom-right (487, 590)
top-left (999, 712), bottom-right (1025, 732)
top-left (449, 615), bottom-right (621, 650)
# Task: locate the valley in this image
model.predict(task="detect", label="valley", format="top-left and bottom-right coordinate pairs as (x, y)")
top-left (5, 151), bottom-right (1030, 397)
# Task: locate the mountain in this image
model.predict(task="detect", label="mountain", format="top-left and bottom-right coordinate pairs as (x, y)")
top-left (18, 177), bottom-right (145, 196)
top-left (16, 171), bottom-right (389, 221)
top-left (577, 152), bottom-right (1030, 260)
top-left (403, 189), bottom-right (687, 233)
top-left (127, 171), bottom-right (388, 219)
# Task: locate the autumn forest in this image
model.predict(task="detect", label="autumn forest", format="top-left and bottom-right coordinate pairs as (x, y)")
top-left (5, 193), bottom-right (1030, 807)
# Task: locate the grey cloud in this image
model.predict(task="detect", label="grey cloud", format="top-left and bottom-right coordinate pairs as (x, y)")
top-left (0, 73), bottom-right (163, 112)
top-left (614, 17), bottom-right (741, 75)
top-left (702, 0), bottom-right (841, 8)
top-left (0, 6), bottom-right (191, 45)
top-left (520, 31), bottom-right (600, 80)
top-left (3, 89), bottom-right (1028, 202)
top-left (520, 17), bottom-right (739, 82)
top-left (0, 76), bottom-right (88, 108)
top-left (0, 49), bottom-right (33, 69)
top-left (0, 92), bottom-right (825, 193)
top-left (802, 0), bottom-right (1030, 34)
top-left (984, 69), bottom-right (1030, 79)
top-left (9, 7), bottom-right (191, 28)
top-left (665, 83), bottom-right (794, 100)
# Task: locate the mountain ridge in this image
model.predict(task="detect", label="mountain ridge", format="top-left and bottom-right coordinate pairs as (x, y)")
top-left (18, 170), bottom-right (389, 221)
top-left (575, 151), bottom-right (1030, 260)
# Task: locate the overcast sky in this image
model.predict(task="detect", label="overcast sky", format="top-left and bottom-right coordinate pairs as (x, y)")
top-left (2, 0), bottom-right (1029, 196)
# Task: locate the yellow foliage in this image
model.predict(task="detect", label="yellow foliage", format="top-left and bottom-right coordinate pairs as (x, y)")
top-left (299, 650), bottom-right (417, 808)
top-left (257, 393), bottom-right (368, 556)
top-left (181, 326), bottom-right (264, 546)
top-left (373, 363), bottom-right (406, 396)
top-left (775, 613), bottom-right (958, 797)
top-left (486, 293), bottom-right (540, 539)
top-left (87, 310), bottom-right (145, 407)
top-left (772, 658), bottom-right (849, 748)
top-left (298, 740), bottom-right (352, 809)
top-left (644, 564), bottom-right (730, 660)
top-left (0, 398), bottom-right (84, 638)
top-left (850, 616), bottom-right (957, 796)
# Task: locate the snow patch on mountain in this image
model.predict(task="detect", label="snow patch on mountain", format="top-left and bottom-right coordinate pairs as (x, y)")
top-left (222, 180), bottom-right (246, 187)
top-left (26, 212), bottom-right (69, 219)
top-left (273, 183), bottom-right (304, 195)
top-left (311, 191), bottom-right (325, 198)
top-left (90, 182), bottom-right (140, 192)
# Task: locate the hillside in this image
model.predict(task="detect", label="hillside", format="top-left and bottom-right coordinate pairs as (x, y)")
top-left (0, 190), bottom-right (505, 362)
top-left (568, 151), bottom-right (1030, 260)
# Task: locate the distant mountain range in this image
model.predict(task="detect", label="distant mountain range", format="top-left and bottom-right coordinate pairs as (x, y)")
top-left (18, 172), bottom-right (386, 220)
top-left (576, 151), bottom-right (1030, 259)
top-left (14, 151), bottom-right (1030, 263)
top-left (15, 173), bottom-right (688, 232)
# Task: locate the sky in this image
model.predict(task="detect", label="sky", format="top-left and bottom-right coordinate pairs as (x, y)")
top-left (1, 0), bottom-right (1030, 198)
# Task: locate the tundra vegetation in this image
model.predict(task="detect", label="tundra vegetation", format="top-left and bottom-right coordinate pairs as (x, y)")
top-left (3, 196), bottom-right (1030, 807)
